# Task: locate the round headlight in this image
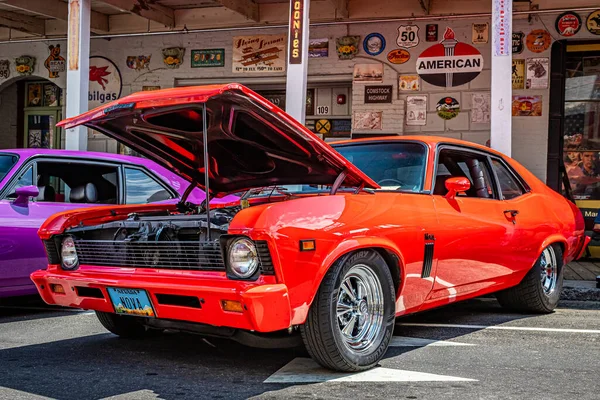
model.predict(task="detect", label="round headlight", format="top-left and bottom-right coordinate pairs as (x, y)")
top-left (228, 237), bottom-right (259, 279)
top-left (61, 236), bottom-right (79, 270)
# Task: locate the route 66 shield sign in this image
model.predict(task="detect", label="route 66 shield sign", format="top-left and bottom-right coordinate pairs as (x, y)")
top-left (397, 25), bottom-right (420, 48)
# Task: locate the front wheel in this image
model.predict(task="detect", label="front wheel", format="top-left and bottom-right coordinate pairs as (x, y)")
top-left (496, 244), bottom-right (563, 313)
top-left (96, 311), bottom-right (156, 338)
top-left (301, 250), bottom-right (396, 372)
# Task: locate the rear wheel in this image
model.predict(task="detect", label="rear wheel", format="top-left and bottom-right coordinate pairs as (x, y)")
top-left (301, 250), bottom-right (396, 372)
top-left (95, 311), bottom-right (155, 338)
top-left (496, 244), bottom-right (563, 313)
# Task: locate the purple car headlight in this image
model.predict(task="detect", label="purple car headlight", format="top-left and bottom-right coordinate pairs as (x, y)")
top-left (61, 236), bottom-right (79, 270)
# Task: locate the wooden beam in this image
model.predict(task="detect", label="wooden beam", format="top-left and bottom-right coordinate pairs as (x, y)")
top-left (215, 0), bottom-right (258, 22)
top-left (99, 0), bottom-right (175, 28)
top-left (0, 0), bottom-right (109, 32)
top-left (417, 0), bottom-right (431, 14)
top-left (330, 0), bottom-right (348, 19)
top-left (0, 10), bottom-right (44, 35)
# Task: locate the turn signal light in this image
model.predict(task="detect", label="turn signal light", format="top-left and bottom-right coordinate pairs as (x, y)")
top-left (50, 284), bottom-right (65, 294)
top-left (300, 240), bottom-right (316, 251)
top-left (221, 300), bottom-right (244, 313)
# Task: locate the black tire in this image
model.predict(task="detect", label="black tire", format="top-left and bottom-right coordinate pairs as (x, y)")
top-left (95, 311), bottom-right (153, 338)
top-left (496, 244), bottom-right (563, 313)
top-left (301, 250), bottom-right (396, 372)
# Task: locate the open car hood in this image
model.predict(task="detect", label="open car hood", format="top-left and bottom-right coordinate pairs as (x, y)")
top-left (58, 83), bottom-right (378, 196)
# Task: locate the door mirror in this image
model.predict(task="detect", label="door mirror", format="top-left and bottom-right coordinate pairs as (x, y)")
top-left (13, 185), bottom-right (39, 206)
top-left (444, 177), bottom-right (470, 199)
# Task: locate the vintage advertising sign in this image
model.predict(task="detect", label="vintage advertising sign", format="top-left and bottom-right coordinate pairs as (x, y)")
top-left (309, 38), bottom-right (328, 57)
top-left (436, 97), bottom-right (460, 120)
top-left (512, 59), bottom-right (525, 89)
top-left (336, 36), bottom-right (360, 59)
top-left (399, 75), bottom-right (420, 91)
top-left (363, 33), bottom-right (386, 56)
top-left (387, 49), bottom-right (410, 64)
top-left (353, 63), bottom-right (383, 83)
top-left (512, 32), bottom-right (524, 54)
top-left (406, 95), bottom-right (427, 126)
top-left (586, 10), bottom-right (600, 35)
top-left (15, 56), bottom-right (35, 76)
top-left (416, 27), bottom-right (484, 88)
top-left (471, 93), bottom-right (490, 123)
top-left (44, 44), bottom-right (65, 78)
top-left (426, 24), bottom-right (438, 42)
top-left (315, 119), bottom-right (331, 135)
top-left (526, 57), bottom-right (549, 89)
top-left (88, 56), bottom-right (122, 110)
top-left (288, 0), bottom-right (304, 64)
top-left (364, 85), bottom-right (393, 103)
top-left (162, 47), bottom-right (185, 69)
top-left (472, 23), bottom-right (489, 44)
top-left (191, 49), bottom-right (224, 67)
top-left (126, 55), bottom-right (151, 71)
top-left (353, 111), bottom-right (382, 130)
top-left (142, 86), bottom-right (160, 91)
top-left (233, 35), bottom-right (286, 73)
top-left (397, 25), bottom-right (419, 48)
top-left (492, 0), bottom-right (511, 56)
top-left (0, 60), bottom-right (10, 79)
top-left (526, 30), bottom-right (551, 53)
top-left (512, 95), bottom-right (542, 116)
top-left (555, 12), bottom-right (582, 36)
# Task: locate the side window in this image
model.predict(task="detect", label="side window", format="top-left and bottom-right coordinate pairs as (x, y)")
top-left (434, 149), bottom-right (495, 199)
top-left (125, 168), bottom-right (173, 204)
top-left (492, 159), bottom-right (525, 200)
top-left (5, 165), bottom-right (34, 199)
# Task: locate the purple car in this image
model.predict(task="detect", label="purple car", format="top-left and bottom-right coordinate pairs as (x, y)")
top-left (0, 149), bottom-right (217, 298)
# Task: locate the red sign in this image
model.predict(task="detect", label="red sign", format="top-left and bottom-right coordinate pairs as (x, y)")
top-left (289, 0), bottom-right (304, 64)
top-left (555, 12), bottom-right (582, 37)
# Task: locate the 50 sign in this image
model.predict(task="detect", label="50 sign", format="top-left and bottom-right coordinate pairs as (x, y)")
top-left (288, 0), bottom-right (304, 64)
top-left (397, 25), bottom-right (420, 48)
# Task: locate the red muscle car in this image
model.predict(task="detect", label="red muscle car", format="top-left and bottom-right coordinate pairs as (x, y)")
top-left (31, 84), bottom-right (589, 372)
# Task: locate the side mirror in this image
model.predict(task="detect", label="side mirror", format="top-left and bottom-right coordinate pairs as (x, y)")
top-left (444, 177), bottom-right (470, 199)
top-left (13, 185), bottom-right (39, 207)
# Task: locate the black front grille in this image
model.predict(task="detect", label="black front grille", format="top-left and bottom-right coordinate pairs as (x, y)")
top-left (255, 241), bottom-right (275, 275)
top-left (43, 239), bottom-right (60, 264)
top-left (74, 240), bottom-right (225, 271)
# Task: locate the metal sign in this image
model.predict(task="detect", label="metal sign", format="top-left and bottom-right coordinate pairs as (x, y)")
top-left (512, 32), bottom-right (524, 54)
top-left (288, 0), bottom-right (304, 64)
top-left (397, 25), bottom-right (420, 48)
top-left (556, 12), bottom-right (582, 36)
top-left (191, 49), bottom-right (224, 67)
top-left (315, 119), bottom-right (331, 134)
top-left (364, 85), bottom-right (393, 103)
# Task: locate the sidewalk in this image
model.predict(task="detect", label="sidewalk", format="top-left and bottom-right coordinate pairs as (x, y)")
top-left (564, 261), bottom-right (600, 281)
top-left (563, 261), bottom-right (600, 301)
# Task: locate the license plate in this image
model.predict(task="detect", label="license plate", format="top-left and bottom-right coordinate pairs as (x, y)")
top-left (107, 287), bottom-right (155, 317)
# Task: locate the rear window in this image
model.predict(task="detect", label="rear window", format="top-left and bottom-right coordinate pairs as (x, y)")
top-left (0, 154), bottom-right (18, 182)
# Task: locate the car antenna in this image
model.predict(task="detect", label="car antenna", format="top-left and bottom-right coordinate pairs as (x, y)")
top-left (202, 102), bottom-right (211, 241)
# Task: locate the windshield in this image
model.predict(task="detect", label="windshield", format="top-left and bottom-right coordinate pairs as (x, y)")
top-left (0, 154), bottom-right (18, 184)
top-left (243, 141), bottom-right (427, 197)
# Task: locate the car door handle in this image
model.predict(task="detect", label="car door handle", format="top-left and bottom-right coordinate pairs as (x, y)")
top-left (504, 209), bottom-right (519, 223)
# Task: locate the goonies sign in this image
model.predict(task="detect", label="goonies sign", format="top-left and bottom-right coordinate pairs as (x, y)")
top-left (416, 27), bottom-right (484, 87)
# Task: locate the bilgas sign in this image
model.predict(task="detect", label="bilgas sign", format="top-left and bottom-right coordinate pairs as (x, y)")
top-left (88, 56), bottom-right (122, 110)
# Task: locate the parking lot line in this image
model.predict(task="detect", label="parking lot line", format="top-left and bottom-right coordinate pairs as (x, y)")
top-left (398, 322), bottom-right (600, 334)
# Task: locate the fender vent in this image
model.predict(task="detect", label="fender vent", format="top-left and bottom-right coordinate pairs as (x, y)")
top-left (421, 234), bottom-right (435, 278)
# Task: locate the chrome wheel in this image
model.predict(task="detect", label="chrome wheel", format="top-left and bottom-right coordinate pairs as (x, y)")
top-left (540, 246), bottom-right (558, 296)
top-left (336, 264), bottom-right (384, 353)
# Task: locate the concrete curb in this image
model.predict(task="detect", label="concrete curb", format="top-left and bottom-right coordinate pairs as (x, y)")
top-left (561, 280), bottom-right (600, 302)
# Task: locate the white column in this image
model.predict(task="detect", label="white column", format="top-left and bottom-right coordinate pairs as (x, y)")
top-left (490, 0), bottom-right (512, 156)
top-left (285, 0), bottom-right (310, 124)
top-left (65, 0), bottom-right (91, 150)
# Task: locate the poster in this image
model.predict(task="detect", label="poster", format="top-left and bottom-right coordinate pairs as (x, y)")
top-left (406, 95), bottom-right (427, 126)
top-left (353, 111), bottom-right (382, 130)
top-left (399, 75), bottom-right (420, 91)
top-left (512, 95), bottom-right (543, 116)
top-left (353, 63), bottom-right (383, 82)
top-left (44, 84), bottom-right (59, 107)
top-left (232, 35), bottom-right (286, 73)
top-left (526, 57), bottom-right (549, 89)
top-left (512, 59), bottom-right (525, 89)
top-left (471, 93), bottom-right (490, 123)
top-left (27, 83), bottom-right (42, 106)
top-left (472, 23), bottom-right (489, 44)
top-left (308, 38), bottom-right (328, 57)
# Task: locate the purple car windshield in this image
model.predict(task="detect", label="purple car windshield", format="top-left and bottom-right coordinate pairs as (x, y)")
top-left (0, 154), bottom-right (18, 183)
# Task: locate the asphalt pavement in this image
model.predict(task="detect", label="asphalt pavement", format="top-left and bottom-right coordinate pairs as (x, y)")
top-left (0, 296), bottom-right (599, 400)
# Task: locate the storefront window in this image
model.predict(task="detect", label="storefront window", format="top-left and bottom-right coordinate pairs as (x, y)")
top-left (563, 54), bottom-right (600, 199)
